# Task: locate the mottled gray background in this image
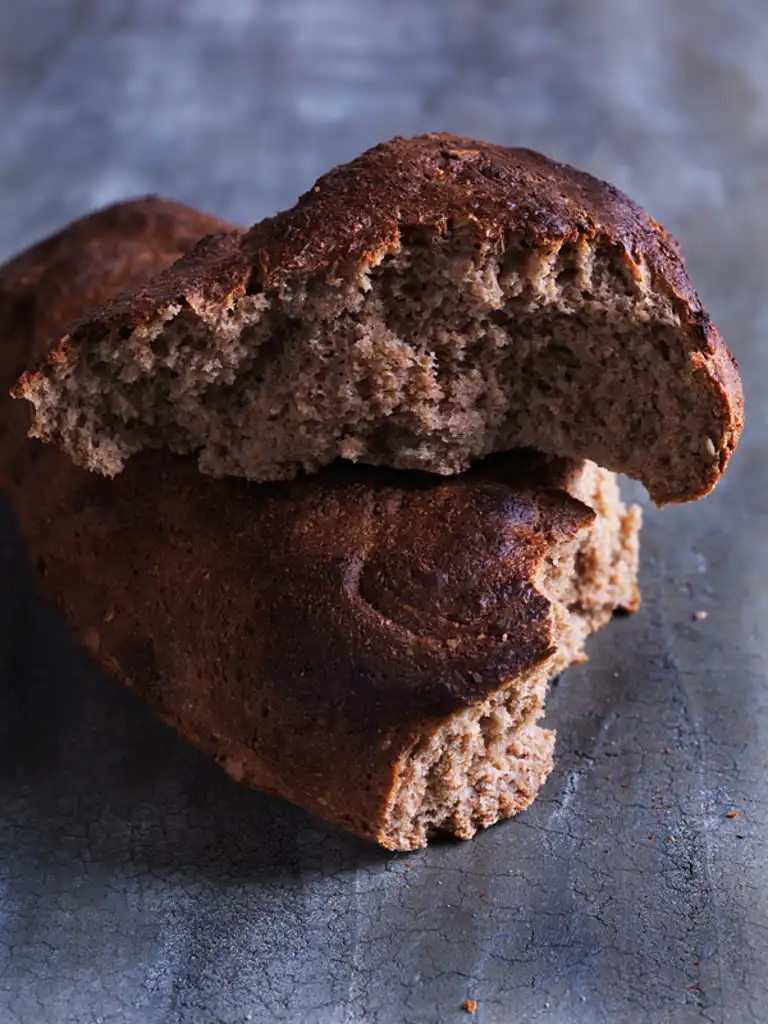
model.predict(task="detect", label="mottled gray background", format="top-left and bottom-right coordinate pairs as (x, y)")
top-left (0, 1), bottom-right (766, 1022)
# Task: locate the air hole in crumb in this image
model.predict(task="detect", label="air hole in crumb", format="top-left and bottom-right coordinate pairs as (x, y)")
top-left (556, 266), bottom-right (580, 288)
top-left (245, 270), bottom-right (263, 295)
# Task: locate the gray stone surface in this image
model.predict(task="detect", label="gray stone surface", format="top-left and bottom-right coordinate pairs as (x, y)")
top-left (0, 1), bottom-right (766, 1021)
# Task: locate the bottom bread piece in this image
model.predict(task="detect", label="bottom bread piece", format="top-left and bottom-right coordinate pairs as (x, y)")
top-left (186, 460), bottom-right (640, 851)
top-left (0, 199), bottom-right (641, 850)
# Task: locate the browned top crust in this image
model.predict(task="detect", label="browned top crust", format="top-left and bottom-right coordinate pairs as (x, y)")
top-left (14, 135), bottom-right (742, 503)
top-left (1, 197), bottom-right (604, 838)
top-left (32, 451), bottom-right (592, 724)
top-left (1, 195), bottom-right (239, 378)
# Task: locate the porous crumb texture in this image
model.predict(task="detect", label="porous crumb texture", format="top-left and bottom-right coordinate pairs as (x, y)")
top-left (16, 135), bottom-right (741, 505)
top-left (23, 232), bottom-right (729, 505)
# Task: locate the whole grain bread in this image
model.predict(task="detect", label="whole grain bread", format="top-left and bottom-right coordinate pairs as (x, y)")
top-left (1, 199), bottom-right (640, 849)
top-left (14, 134), bottom-right (741, 504)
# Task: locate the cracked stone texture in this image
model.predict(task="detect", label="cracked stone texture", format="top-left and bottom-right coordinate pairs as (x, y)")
top-left (0, 1), bottom-right (766, 1021)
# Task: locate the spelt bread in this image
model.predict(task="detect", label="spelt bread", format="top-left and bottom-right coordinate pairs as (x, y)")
top-left (1, 200), bottom-right (640, 849)
top-left (14, 134), bottom-right (741, 504)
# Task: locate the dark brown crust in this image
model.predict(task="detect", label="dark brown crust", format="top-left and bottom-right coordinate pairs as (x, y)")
top-left (0, 195), bottom-right (238, 495)
top-left (1, 196), bottom-right (238, 372)
top-left (15, 134), bottom-right (743, 503)
top-left (1, 198), bottom-right (600, 845)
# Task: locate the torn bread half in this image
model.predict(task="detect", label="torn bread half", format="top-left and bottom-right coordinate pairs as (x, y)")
top-left (14, 134), bottom-right (741, 504)
top-left (1, 200), bottom-right (640, 849)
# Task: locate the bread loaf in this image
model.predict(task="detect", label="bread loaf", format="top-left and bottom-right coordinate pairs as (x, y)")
top-left (14, 134), bottom-right (741, 504)
top-left (1, 199), bottom-right (640, 849)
